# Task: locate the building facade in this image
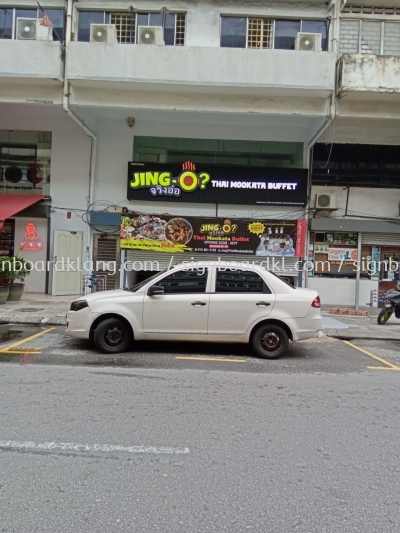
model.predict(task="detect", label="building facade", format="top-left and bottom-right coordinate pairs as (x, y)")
top-left (0, 0), bottom-right (399, 305)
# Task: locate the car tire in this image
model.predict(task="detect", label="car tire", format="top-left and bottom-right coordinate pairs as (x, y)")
top-left (93, 318), bottom-right (132, 354)
top-left (252, 324), bottom-right (289, 360)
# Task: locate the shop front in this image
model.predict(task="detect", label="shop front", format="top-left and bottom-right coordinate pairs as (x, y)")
top-left (120, 160), bottom-right (308, 287)
top-left (307, 218), bottom-right (400, 308)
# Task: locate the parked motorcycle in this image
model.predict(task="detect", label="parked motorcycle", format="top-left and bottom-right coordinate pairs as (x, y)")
top-left (377, 282), bottom-right (400, 325)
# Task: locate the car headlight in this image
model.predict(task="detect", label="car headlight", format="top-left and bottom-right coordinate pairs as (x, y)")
top-left (69, 300), bottom-right (89, 312)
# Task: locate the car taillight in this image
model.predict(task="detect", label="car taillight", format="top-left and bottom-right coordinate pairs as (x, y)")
top-left (311, 296), bottom-right (321, 308)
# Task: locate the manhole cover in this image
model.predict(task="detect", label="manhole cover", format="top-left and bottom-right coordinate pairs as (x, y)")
top-left (16, 308), bottom-right (45, 313)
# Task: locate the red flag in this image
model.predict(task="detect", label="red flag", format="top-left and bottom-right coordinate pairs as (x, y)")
top-left (40, 13), bottom-right (53, 28)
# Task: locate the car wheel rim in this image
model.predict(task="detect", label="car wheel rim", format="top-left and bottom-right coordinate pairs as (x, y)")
top-left (104, 326), bottom-right (125, 347)
top-left (261, 332), bottom-right (281, 352)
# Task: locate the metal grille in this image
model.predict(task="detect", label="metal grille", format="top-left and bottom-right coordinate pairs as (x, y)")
top-left (175, 14), bottom-right (185, 45)
top-left (93, 235), bottom-right (120, 292)
top-left (361, 233), bottom-right (400, 246)
top-left (110, 12), bottom-right (135, 43)
top-left (247, 18), bottom-right (273, 49)
top-left (342, 4), bottom-right (400, 15)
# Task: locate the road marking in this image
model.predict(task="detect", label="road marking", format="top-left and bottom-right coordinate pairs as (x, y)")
top-left (0, 440), bottom-right (190, 455)
top-left (0, 327), bottom-right (55, 353)
top-left (176, 356), bottom-right (246, 363)
top-left (343, 340), bottom-right (400, 370)
top-left (0, 350), bottom-right (41, 355)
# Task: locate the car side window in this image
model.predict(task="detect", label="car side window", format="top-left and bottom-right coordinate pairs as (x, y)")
top-left (215, 269), bottom-right (271, 294)
top-left (155, 270), bottom-right (208, 294)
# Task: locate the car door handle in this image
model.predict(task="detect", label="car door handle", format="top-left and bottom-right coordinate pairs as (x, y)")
top-left (256, 302), bottom-right (271, 307)
top-left (191, 301), bottom-right (207, 307)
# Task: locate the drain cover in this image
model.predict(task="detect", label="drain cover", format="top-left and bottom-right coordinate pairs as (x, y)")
top-left (16, 308), bottom-right (45, 313)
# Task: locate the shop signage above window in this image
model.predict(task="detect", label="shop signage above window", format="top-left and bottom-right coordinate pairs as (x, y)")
top-left (127, 162), bottom-right (308, 206)
top-left (121, 213), bottom-right (306, 257)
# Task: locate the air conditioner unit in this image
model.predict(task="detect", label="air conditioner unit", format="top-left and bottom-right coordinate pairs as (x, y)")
top-left (137, 26), bottom-right (164, 45)
top-left (90, 24), bottom-right (117, 43)
top-left (295, 32), bottom-right (322, 52)
top-left (16, 18), bottom-right (53, 41)
top-left (315, 194), bottom-right (336, 209)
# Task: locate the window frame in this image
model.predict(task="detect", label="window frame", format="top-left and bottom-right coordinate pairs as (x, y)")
top-left (0, 7), bottom-right (65, 41)
top-left (339, 18), bottom-right (400, 55)
top-left (76, 10), bottom-right (185, 45)
top-left (214, 268), bottom-right (272, 294)
top-left (148, 268), bottom-right (210, 295)
top-left (220, 15), bottom-right (328, 51)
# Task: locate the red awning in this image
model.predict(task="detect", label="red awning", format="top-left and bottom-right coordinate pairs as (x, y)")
top-left (0, 195), bottom-right (46, 222)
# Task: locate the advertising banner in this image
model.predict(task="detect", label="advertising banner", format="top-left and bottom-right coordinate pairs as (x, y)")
top-left (127, 161), bottom-right (308, 206)
top-left (121, 213), bottom-right (305, 257)
top-left (328, 248), bottom-right (358, 262)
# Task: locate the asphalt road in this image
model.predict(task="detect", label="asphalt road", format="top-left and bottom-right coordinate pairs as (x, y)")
top-left (0, 326), bottom-right (400, 532)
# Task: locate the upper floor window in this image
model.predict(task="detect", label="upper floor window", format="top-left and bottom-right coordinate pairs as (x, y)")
top-left (0, 8), bottom-right (64, 42)
top-left (77, 11), bottom-right (185, 45)
top-left (312, 143), bottom-right (400, 188)
top-left (220, 17), bottom-right (328, 51)
top-left (339, 19), bottom-right (400, 55)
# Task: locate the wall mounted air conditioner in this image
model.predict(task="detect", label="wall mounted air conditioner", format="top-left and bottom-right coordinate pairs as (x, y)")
top-left (16, 18), bottom-right (53, 41)
top-left (295, 32), bottom-right (322, 52)
top-left (315, 193), bottom-right (336, 209)
top-left (90, 24), bottom-right (117, 43)
top-left (137, 26), bottom-right (164, 45)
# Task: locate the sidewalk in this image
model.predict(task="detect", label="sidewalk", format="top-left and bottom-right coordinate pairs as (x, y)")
top-left (1, 293), bottom-right (400, 341)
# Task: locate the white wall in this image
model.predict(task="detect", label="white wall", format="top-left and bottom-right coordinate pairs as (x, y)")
top-left (0, 104), bottom-right (92, 292)
top-left (307, 277), bottom-right (378, 307)
top-left (93, 117), bottom-right (307, 219)
top-left (311, 185), bottom-right (400, 220)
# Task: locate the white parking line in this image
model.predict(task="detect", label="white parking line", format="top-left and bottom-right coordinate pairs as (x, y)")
top-left (0, 440), bottom-right (190, 455)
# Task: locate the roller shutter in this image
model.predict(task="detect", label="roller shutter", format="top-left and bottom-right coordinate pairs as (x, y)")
top-left (92, 235), bottom-right (120, 291)
top-left (361, 233), bottom-right (400, 246)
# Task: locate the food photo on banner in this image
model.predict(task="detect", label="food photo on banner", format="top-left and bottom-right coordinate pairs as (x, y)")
top-left (127, 161), bottom-right (308, 206)
top-left (120, 213), bottom-right (306, 257)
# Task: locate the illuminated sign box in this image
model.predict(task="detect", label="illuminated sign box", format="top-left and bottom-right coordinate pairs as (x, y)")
top-left (127, 162), bottom-right (308, 206)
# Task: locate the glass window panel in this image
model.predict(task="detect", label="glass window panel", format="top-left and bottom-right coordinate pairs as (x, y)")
top-left (302, 20), bottom-right (327, 51)
top-left (380, 146), bottom-right (400, 185)
top-left (157, 271), bottom-right (207, 294)
top-left (0, 9), bottom-right (13, 39)
top-left (77, 11), bottom-right (104, 42)
top-left (338, 144), bottom-right (358, 184)
top-left (149, 13), bottom-right (163, 26)
top-left (220, 17), bottom-right (246, 48)
top-left (361, 21), bottom-right (381, 54)
top-left (164, 13), bottom-right (175, 46)
top-left (45, 9), bottom-right (65, 42)
top-left (274, 20), bottom-right (300, 50)
top-left (357, 145), bottom-right (380, 183)
top-left (384, 22), bottom-right (400, 55)
top-left (216, 269), bottom-right (270, 293)
top-left (137, 13), bottom-right (149, 27)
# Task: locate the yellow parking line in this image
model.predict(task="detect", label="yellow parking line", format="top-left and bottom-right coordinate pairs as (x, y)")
top-left (175, 356), bottom-right (246, 363)
top-left (0, 327), bottom-right (55, 353)
top-left (0, 350), bottom-right (41, 355)
top-left (343, 340), bottom-right (400, 371)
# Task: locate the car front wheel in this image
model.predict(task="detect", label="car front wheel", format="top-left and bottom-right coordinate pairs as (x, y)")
top-left (93, 318), bottom-right (132, 354)
top-left (252, 324), bottom-right (289, 360)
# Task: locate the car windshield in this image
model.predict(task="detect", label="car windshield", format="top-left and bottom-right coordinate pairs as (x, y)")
top-left (126, 269), bottom-right (167, 292)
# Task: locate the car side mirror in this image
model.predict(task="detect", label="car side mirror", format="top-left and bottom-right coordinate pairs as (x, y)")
top-left (148, 285), bottom-right (164, 296)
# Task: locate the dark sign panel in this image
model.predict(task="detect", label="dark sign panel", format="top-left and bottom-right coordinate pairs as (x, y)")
top-left (121, 213), bottom-right (305, 257)
top-left (127, 162), bottom-right (307, 206)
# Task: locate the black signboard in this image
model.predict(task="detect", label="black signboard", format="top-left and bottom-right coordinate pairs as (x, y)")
top-left (127, 162), bottom-right (307, 206)
top-left (121, 213), bottom-right (305, 257)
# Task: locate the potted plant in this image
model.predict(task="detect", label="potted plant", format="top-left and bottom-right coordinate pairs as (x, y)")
top-left (0, 256), bottom-right (12, 304)
top-left (6, 256), bottom-right (31, 302)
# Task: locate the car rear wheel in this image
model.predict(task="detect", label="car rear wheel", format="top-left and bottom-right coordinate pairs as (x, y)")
top-left (93, 318), bottom-right (132, 354)
top-left (252, 324), bottom-right (289, 360)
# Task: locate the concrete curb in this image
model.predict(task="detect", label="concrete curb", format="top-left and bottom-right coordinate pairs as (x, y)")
top-left (0, 315), bottom-right (67, 326)
top-left (324, 329), bottom-right (400, 342)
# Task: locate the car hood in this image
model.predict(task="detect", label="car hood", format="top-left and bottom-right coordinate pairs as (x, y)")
top-left (73, 289), bottom-right (138, 304)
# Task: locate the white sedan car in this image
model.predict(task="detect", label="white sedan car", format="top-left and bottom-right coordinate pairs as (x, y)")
top-left (66, 262), bottom-right (321, 359)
